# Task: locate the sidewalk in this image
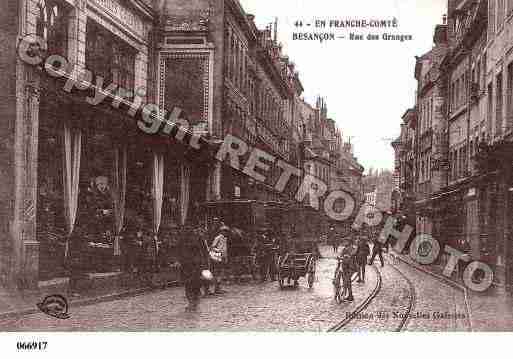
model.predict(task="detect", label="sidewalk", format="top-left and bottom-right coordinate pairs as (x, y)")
top-left (389, 250), bottom-right (513, 331)
top-left (0, 269), bottom-right (180, 321)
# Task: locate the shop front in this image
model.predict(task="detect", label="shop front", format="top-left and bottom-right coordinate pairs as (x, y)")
top-left (36, 74), bottom-right (211, 284)
top-left (28, 0), bottom-right (215, 287)
top-left (475, 139), bottom-right (513, 291)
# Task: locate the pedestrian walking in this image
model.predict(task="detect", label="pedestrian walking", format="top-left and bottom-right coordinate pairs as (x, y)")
top-left (209, 225), bottom-right (229, 294)
top-left (178, 228), bottom-right (209, 312)
top-left (256, 229), bottom-right (274, 282)
top-left (369, 239), bottom-right (385, 267)
top-left (327, 227), bottom-right (337, 253)
top-left (267, 229), bottom-right (279, 281)
top-left (356, 237), bottom-right (370, 283)
top-left (339, 239), bottom-right (358, 302)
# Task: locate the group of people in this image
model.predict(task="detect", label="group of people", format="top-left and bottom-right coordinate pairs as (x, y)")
top-left (179, 217), bottom-right (233, 312)
top-left (178, 218), bottom-right (287, 312)
top-left (329, 227), bottom-right (385, 302)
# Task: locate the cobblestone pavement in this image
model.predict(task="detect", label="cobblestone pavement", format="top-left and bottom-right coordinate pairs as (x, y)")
top-left (0, 247), bottom-right (471, 331)
top-left (0, 246), bottom-right (379, 331)
top-left (337, 253), bottom-right (470, 332)
top-left (337, 259), bottom-right (412, 332)
top-left (390, 257), bottom-right (471, 331)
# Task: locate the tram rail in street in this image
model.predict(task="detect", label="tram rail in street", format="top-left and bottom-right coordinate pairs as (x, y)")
top-left (387, 263), bottom-right (416, 332)
top-left (328, 262), bottom-right (418, 332)
top-left (327, 265), bottom-right (382, 332)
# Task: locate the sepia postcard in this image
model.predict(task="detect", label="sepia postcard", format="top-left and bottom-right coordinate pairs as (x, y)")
top-left (1, 0), bottom-right (513, 353)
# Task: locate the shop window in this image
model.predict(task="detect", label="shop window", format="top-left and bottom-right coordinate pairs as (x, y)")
top-left (86, 20), bottom-right (136, 94)
top-left (37, 103), bottom-right (67, 280)
top-left (36, 0), bottom-right (70, 57)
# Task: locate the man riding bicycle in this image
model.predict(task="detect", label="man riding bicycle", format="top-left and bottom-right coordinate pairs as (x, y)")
top-left (333, 238), bottom-right (358, 302)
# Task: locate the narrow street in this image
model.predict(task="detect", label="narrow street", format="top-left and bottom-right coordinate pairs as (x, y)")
top-left (1, 246), bottom-right (471, 332)
top-left (0, 246), bottom-right (377, 331)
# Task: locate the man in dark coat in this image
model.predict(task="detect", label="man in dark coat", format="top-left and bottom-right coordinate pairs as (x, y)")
top-left (178, 228), bottom-right (209, 312)
top-left (356, 237), bottom-right (370, 283)
top-left (256, 229), bottom-right (274, 282)
top-left (337, 239), bottom-right (357, 302)
top-left (369, 238), bottom-right (385, 267)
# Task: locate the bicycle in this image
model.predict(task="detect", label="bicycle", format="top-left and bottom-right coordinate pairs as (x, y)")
top-left (333, 255), bottom-right (358, 304)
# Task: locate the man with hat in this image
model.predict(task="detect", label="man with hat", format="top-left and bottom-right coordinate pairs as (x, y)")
top-left (355, 236), bottom-right (370, 283)
top-left (337, 237), bottom-right (358, 302)
top-left (369, 237), bottom-right (385, 267)
top-left (256, 227), bottom-right (275, 282)
top-left (178, 227), bottom-right (209, 312)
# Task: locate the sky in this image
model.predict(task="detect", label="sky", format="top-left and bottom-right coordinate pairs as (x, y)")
top-left (239, 0), bottom-right (447, 173)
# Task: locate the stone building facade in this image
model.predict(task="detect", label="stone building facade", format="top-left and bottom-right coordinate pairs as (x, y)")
top-left (393, 0), bottom-right (513, 291)
top-left (0, 0), bottom-right (363, 288)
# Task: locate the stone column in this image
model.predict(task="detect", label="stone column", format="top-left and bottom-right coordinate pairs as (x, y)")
top-left (19, 78), bottom-right (41, 289)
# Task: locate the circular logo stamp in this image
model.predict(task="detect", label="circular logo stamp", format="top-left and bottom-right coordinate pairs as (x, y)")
top-left (37, 294), bottom-right (70, 320)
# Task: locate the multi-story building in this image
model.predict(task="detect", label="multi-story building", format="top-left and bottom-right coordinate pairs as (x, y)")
top-left (362, 169), bottom-right (394, 212)
top-left (393, 0), bottom-right (513, 291)
top-left (391, 108), bottom-right (417, 227)
top-left (299, 96), bottom-right (364, 231)
top-left (413, 21), bottom-right (449, 246)
top-left (476, 0), bottom-right (513, 289)
top-left (434, 0), bottom-right (487, 266)
top-left (0, 0), bottom-right (176, 287)
top-left (0, 0), bottom-right (363, 288)
top-left (335, 142), bottom-right (365, 205)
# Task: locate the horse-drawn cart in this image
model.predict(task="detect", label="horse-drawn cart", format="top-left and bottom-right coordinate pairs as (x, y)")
top-left (277, 244), bottom-right (317, 289)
